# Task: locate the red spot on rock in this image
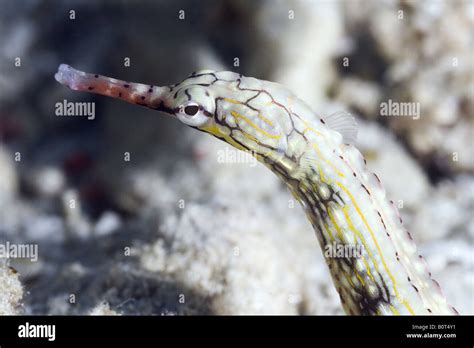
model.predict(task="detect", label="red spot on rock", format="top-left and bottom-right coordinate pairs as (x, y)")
top-left (192, 146), bottom-right (207, 161)
top-left (0, 116), bottom-right (24, 141)
top-left (63, 152), bottom-right (93, 175)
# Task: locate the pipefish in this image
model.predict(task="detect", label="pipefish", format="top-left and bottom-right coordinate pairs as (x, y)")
top-left (54, 64), bottom-right (457, 315)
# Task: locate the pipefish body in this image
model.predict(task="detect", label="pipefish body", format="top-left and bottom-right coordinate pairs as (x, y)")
top-left (54, 64), bottom-right (457, 315)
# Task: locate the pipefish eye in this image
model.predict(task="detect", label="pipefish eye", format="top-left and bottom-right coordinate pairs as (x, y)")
top-left (177, 102), bottom-right (200, 116)
top-left (184, 104), bottom-right (199, 116)
top-left (175, 101), bottom-right (210, 127)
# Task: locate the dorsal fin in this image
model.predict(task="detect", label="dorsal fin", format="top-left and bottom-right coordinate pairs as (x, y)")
top-left (323, 111), bottom-right (358, 145)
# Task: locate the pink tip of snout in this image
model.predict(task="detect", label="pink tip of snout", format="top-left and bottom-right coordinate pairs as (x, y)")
top-left (54, 64), bottom-right (87, 90)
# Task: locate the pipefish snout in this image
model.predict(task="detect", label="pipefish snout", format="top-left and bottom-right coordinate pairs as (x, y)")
top-left (54, 64), bottom-right (458, 315)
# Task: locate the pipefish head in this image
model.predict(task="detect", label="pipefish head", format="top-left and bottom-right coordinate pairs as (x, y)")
top-left (166, 70), bottom-right (286, 157)
top-left (55, 65), bottom-right (284, 156)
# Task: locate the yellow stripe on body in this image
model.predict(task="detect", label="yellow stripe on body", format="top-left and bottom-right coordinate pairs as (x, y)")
top-left (336, 181), bottom-right (415, 315)
top-left (297, 115), bottom-right (345, 179)
top-left (223, 97), bottom-right (274, 127)
top-left (200, 123), bottom-right (247, 152)
top-left (257, 113), bottom-right (275, 126)
top-left (223, 97), bottom-right (242, 104)
top-left (327, 208), bottom-right (366, 288)
top-left (310, 143), bottom-right (345, 178)
top-left (322, 220), bottom-right (358, 292)
top-left (341, 206), bottom-right (376, 284)
top-left (230, 111), bottom-right (281, 139)
top-left (300, 118), bottom-right (323, 137)
top-left (201, 122), bottom-right (274, 162)
top-left (390, 305), bottom-right (401, 315)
